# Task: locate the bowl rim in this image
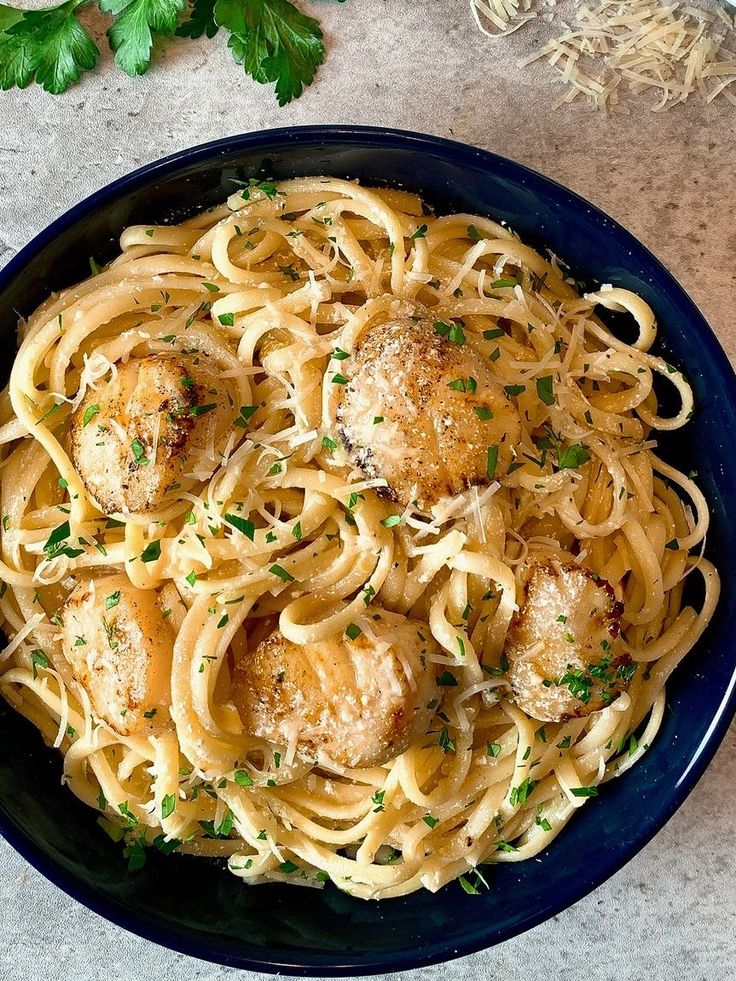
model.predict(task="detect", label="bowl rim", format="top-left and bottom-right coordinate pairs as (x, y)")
top-left (1, 124), bottom-right (736, 976)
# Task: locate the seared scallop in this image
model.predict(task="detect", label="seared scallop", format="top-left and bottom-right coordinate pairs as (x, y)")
top-left (70, 354), bottom-right (234, 514)
top-left (505, 560), bottom-right (633, 722)
top-left (61, 574), bottom-right (174, 735)
top-left (231, 611), bottom-right (441, 768)
top-left (335, 319), bottom-right (521, 511)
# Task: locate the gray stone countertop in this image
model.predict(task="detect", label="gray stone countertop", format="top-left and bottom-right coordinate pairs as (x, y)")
top-left (0, 2), bottom-right (735, 979)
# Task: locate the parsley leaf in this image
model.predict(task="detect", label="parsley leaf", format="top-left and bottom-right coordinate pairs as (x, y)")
top-left (140, 539), bottom-right (162, 563)
top-left (100, 0), bottom-right (185, 77)
top-left (216, 0), bottom-right (325, 106)
top-left (557, 444), bottom-right (591, 471)
top-left (224, 512), bottom-right (255, 541)
top-left (176, 0), bottom-right (218, 37)
top-left (0, 0), bottom-right (99, 94)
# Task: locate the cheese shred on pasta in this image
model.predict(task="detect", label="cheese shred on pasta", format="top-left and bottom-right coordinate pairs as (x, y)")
top-left (0, 177), bottom-right (718, 898)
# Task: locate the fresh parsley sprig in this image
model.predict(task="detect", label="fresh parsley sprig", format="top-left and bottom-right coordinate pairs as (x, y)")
top-left (0, 0), bottom-right (343, 103)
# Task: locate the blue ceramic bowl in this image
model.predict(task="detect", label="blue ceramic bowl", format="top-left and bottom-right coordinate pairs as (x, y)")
top-left (1, 127), bottom-right (735, 975)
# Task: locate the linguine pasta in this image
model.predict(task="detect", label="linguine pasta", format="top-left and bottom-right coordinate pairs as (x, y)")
top-left (0, 177), bottom-right (719, 898)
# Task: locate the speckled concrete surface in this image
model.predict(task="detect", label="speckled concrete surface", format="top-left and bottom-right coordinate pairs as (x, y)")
top-left (0, 2), bottom-right (735, 979)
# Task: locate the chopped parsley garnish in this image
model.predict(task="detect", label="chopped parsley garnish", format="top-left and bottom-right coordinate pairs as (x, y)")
top-left (557, 444), bottom-right (591, 470)
top-left (487, 741), bottom-right (502, 757)
top-left (570, 786), bottom-right (599, 798)
top-left (199, 809), bottom-right (235, 839)
top-left (448, 377), bottom-right (474, 392)
top-left (346, 623), bottom-right (362, 640)
top-left (331, 373), bottom-right (348, 385)
top-left (225, 512), bottom-right (255, 541)
top-left (504, 384), bottom-right (526, 397)
top-left (536, 375), bottom-right (555, 406)
top-left (434, 320), bottom-right (465, 344)
top-left (269, 564), bottom-right (294, 582)
top-left (234, 769), bottom-right (253, 786)
top-left (423, 814), bottom-right (438, 828)
top-left (486, 445), bottom-right (499, 479)
top-left (102, 618), bottom-right (118, 650)
top-left (105, 591), bottom-right (120, 610)
top-left (153, 834), bottom-right (181, 856)
top-left (509, 777), bottom-right (537, 807)
top-left (118, 801), bottom-right (138, 827)
top-left (474, 406), bottom-right (494, 421)
top-left (131, 437), bottom-right (149, 466)
top-left (188, 403), bottom-right (217, 417)
top-left (458, 874), bottom-right (480, 895)
top-left (438, 727), bottom-right (455, 753)
top-left (322, 435), bottom-right (337, 452)
top-left (449, 323), bottom-right (466, 344)
top-left (218, 313), bottom-right (235, 326)
top-left (82, 404), bottom-right (100, 427)
top-left (556, 668), bottom-right (593, 703)
top-left (234, 404), bottom-right (259, 428)
top-left (436, 670), bottom-right (458, 687)
top-left (161, 794), bottom-right (176, 819)
top-left (467, 224), bottom-right (482, 241)
top-left (410, 224), bottom-right (428, 239)
top-left (201, 282), bottom-right (220, 292)
top-left (140, 539), bottom-right (161, 563)
top-left (371, 789), bottom-right (385, 812)
top-left (381, 514), bottom-right (402, 528)
top-left (42, 520), bottom-right (83, 560)
top-left (30, 649), bottom-right (49, 680)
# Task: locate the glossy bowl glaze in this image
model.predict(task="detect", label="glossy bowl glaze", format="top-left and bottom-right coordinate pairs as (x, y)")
top-left (1, 127), bottom-right (735, 975)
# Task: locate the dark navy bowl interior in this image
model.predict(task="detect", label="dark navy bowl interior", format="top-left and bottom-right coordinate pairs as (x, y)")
top-left (1, 127), bottom-right (735, 976)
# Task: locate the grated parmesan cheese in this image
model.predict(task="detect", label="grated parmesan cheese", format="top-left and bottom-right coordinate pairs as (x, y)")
top-left (473, 0), bottom-right (736, 110)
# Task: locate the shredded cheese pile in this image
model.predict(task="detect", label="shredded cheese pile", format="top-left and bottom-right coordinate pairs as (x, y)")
top-left (471, 0), bottom-right (736, 110)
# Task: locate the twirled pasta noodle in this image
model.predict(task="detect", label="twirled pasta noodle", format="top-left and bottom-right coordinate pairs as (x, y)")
top-left (0, 177), bottom-right (719, 899)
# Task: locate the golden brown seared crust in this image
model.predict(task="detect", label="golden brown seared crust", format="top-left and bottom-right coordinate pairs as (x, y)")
top-left (505, 560), bottom-right (633, 723)
top-left (70, 354), bottom-right (234, 515)
top-left (335, 319), bottom-right (521, 511)
top-left (231, 612), bottom-right (441, 768)
top-left (61, 574), bottom-right (174, 736)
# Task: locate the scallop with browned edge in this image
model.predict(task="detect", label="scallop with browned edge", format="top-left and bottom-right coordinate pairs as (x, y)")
top-left (70, 354), bottom-right (234, 515)
top-left (336, 319), bottom-right (521, 511)
top-left (61, 574), bottom-right (174, 736)
top-left (232, 611), bottom-right (441, 768)
top-left (505, 560), bottom-right (633, 722)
